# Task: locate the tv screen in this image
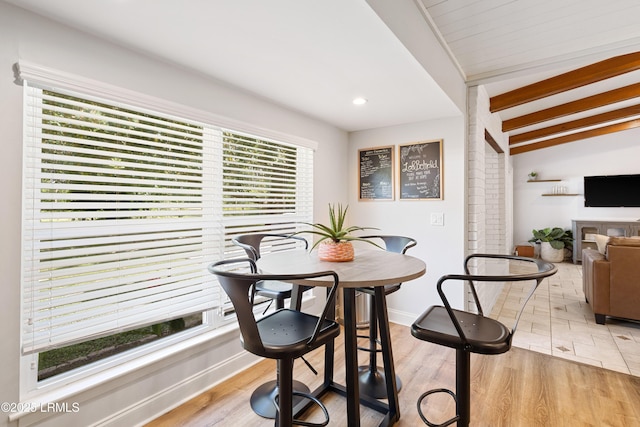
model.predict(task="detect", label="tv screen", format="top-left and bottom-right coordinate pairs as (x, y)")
top-left (584, 174), bottom-right (640, 207)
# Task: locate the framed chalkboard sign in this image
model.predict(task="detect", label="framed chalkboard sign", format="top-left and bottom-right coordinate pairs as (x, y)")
top-left (358, 146), bottom-right (394, 200)
top-left (399, 139), bottom-right (443, 200)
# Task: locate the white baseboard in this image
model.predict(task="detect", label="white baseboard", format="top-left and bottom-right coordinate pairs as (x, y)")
top-left (100, 349), bottom-right (259, 427)
top-left (386, 307), bottom-right (419, 327)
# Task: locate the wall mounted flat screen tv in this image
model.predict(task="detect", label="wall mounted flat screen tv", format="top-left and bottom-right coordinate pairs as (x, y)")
top-left (584, 174), bottom-right (640, 207)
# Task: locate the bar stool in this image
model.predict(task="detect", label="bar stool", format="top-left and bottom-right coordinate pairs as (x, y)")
top-left (410, 254), bottom-right (557, 426)
top-left (355, 235), bottom-right (417, 399)
top-left (231, 233), bottom-right (313, 419)
top-left (232, 234), bottom-right (310, 311)
top-left (208, 258), bottom-right (340, 427)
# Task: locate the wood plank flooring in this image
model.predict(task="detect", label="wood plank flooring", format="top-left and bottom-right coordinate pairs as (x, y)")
top-left (145, 322), bottom-right (640, 426)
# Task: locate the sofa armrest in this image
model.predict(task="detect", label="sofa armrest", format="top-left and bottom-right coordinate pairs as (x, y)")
top-left (606, 245), bottom-right (640, 320)
top-left (582, 249), bottom-right (610, 316)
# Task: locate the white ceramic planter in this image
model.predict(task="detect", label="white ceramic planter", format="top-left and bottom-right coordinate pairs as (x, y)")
top-left (540, 241), bottom-right (564, 262)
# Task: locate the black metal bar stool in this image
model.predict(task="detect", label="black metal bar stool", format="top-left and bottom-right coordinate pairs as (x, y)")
top-left (410, 254), bottom-right (557, 426)
top-left (208, 258), bottom-right (340, 427)
top-left (231, 233), bottom-right (314, 419)
top-left (355, 235), bottom-right (417, 399)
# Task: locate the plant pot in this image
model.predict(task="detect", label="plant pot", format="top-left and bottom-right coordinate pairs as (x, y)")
top-left (540, 242), bottom-right (563, 262)
top-left (318, 241), bottom-right (354, 262)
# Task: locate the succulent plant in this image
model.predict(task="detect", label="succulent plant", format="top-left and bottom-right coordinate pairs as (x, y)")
top-left (292, 203), bottom-right (381, 251)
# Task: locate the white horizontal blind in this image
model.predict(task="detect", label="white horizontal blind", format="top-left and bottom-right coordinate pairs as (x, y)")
top-left (222, 131), bottom-right (313, 258)
top-left (22, 84), bottom-right (223, 354)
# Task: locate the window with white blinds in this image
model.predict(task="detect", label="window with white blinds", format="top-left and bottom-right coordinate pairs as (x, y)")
top-left (222, 131), bottom-right (313, 258)
top-left (21, 83), bottom-right (313, 356)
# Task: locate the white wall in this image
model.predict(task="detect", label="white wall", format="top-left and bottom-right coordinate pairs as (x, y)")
top-left (0, 3), bottom-right (349, 426)
top-left (348, 116), bottom-right (466, 323)
top-left (513, 127), bottom-right (640, 246)
top-left (348, 0), bottom-right (469, 321)
top-left (366, 0), bottom-right (466, 113)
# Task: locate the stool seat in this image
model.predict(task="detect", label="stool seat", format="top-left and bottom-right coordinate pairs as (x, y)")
top-left (412, 306), bottom-right (511, 354)
top-left (254, 279), bottom-right (300, 299)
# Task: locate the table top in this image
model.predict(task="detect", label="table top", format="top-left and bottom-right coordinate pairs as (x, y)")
top-left (257, 249), bottom-right (426, 288)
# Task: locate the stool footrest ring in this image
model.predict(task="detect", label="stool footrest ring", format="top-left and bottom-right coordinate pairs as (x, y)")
top-left (417, 388), bottom-right (460, 427)
top-left (356, 334), bottom-right (382, 353)
top-left (274, 390), bottom-right (330, 427)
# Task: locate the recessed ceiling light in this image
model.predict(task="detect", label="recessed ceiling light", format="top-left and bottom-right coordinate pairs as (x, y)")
top-left (352, 97), bottom-right (368, 105)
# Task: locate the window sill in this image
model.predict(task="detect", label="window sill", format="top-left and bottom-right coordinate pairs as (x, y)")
top-left (12, 322), bottom-right (240, 422)
top-left (14, 294), bottom-right (317, 422)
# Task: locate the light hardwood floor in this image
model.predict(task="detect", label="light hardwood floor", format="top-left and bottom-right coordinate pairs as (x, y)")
top-left (145, 320), bottom-right (640, 426)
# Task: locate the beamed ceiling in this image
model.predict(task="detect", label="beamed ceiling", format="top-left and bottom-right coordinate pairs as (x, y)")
top-left (490, 52), bottom-right (640, 155)
top-left (420, 0), bottom-right (640, 155)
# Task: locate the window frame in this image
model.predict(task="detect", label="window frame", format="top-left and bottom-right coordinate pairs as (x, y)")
top-left (18, 62), bottom-right (316, 400)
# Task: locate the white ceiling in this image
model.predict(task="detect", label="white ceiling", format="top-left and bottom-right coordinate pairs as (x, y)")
top-left (5, 0), bottom-right (460, 132)
top-left (420, 0), bottom-right (640, 85)
top-left (6, 0), bottom-right (640, 134)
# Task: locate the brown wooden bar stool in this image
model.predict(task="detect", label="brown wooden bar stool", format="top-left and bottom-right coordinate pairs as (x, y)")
top-left (355, 235), bottom-right (417, 399)
top-left (208, 258), bottom-right (340, 427)
top-left (410, 254), bottom-right (557, 426)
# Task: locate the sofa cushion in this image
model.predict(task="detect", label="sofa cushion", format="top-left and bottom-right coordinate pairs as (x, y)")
top-left (608, 236), bottom-right (640, 247)
top-left (594, 234), bottom-right (610, 254)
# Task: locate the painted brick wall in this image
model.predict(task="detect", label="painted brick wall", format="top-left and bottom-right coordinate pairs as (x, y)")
top-left (467, 85), bottom-right (509, 313)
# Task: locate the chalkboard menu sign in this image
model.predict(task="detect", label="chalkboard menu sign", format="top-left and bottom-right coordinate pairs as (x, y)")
top-left (358, 146), bottom-right (394, 200)
top-left (399, 140), bottom-right (443, 200)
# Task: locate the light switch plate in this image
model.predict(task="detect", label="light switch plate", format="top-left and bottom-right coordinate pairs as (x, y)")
top-left (431, 212), bottom-right (444, 226)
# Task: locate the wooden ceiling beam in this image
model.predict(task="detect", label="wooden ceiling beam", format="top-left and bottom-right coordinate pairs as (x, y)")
top-left (502, 82), bottom-right (640, 132)
top-left (510, 118), bottom-right (640, 155)
top-left (484, 129), bottom-right (504, 153)
top-left (490, 52), bottom-right (640, 112)
top-left (509, 104), bottom-right (640, 145)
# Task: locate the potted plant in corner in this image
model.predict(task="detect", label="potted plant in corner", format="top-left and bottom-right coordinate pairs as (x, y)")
top-left (292, 203), bottom-right (380, 262)
top-left (528, 227), bottom-right (573, 262)
top-left (528, 171), bottom-right (538, 181)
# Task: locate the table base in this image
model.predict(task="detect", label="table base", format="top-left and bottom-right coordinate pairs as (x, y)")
top-left (292, 287), bottom-right (400, 427)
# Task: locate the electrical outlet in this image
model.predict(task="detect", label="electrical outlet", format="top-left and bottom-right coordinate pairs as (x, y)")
top-left (431, 212), bottom-right (444, 226)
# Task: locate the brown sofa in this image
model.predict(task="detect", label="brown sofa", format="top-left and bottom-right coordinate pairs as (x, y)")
top-left (582, 236), bottom-right (640, 324)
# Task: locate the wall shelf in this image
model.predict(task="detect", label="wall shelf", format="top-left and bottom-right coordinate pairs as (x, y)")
top-left (529, 178), bottom-right (576, 196)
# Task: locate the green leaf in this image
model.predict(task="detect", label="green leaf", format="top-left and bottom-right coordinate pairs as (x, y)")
top-left (290, 203), bottom-right (380, 250)
top-left (550, 241), bottom-right (565, 250)
top-left (530, 227), bottom-right (574, 247)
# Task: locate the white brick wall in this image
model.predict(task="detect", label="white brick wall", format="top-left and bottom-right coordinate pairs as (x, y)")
top-left (485, 148), bottom-right (505, 254)
top-left (466, 85), bottom-right (509, 314)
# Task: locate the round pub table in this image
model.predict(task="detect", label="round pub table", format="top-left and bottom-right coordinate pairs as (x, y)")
top-left (258, 248), bottom-right (426, 427)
